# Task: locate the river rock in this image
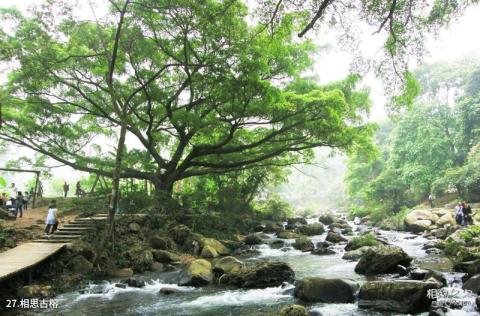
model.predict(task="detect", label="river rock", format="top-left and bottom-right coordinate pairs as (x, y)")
top-left (325, 231), bottom-right (347, 243)
top-left (476, 296), bottom-right (480, 310)
top-left (436, 213), bottom-right (457, 228)
top-left (354, 245), bottom-right (412, 274)
top-left (212, 256), bottom-right (244, 276)
top-left (169, 225), bottom-right (191, 244)
top-left (358, 280), bottom-right (440, 313)
top-left (270, 240), bottom-right (285, 249)
top-left (151, 262), bottom-right (164, 271)
top-left (279, 304), bottom-right (308, 316)
top-left (463, 273), bottom-right (480, 294)
top-left (244, 233), bottom-right (263, 245)
top-left (318, 214), bottom-right (336, 225)
top-left (69, 255), bottom-right (93, 274)
top-left (17, 285), bottom-right (54, 298)
top-left (311, 247), bottom-right (335, 255)
top-left (159, 287), bottom-right (180, 295)
top-left (115, 283), bottom-right (127, 289)
top-left (178, 259), bottom-right (213, 287)
top-left (125, 278), bottom-right (145, 288)
top-left (150, 235), bottom-right (176, 250)
top-left (293, 237), bottom-right (314, 252)
top-left (404, 210), bottom-right (440, 233)
top-left (219, 262), bottom-right (294, 288)
top-left (409, 268), bottom-right (430, 280)
top-left (109, 268), bottom-right (134, 277)
top-left (342, 246), bottom-right (372, 261)
top-left (454, 259), bottom-right (480, 277)
top-left (277, 231), bottom-right (301, 239)
top-left (263, 221), bottom-right (285, 234)
top-left (152, 250), bottom-right (181, 263)
top-left (200, 238), bottom-right (230, 256)
top-left (128, 222), bottom-right (141, 232)
top-left (201, 245), bottom-right (219, 258)
top-left (298, 223), bottom-right (325, 236)
top-left (287, 217), bottom-right (308, 229)
top-left (294, 277), bottom-right (359, 303)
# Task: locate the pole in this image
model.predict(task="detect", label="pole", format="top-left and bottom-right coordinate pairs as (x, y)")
top-left (32, 171), bottom-right (40, 208)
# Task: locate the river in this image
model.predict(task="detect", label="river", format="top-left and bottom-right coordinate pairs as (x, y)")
top-left (32, 219), bottom-right (479, 316)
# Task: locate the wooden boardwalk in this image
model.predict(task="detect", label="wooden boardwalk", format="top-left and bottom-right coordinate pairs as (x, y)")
top-left (0, 213), bottom-right (108, 282)
top-left (0, 242), bottom-right (66, 282)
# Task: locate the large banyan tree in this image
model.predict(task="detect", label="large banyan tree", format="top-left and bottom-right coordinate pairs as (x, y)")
top-left (0, 0), bottom-right (374, 204)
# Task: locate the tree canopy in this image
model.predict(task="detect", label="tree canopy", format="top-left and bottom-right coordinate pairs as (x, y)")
top-left (0, 0), bottom-right (374, 196)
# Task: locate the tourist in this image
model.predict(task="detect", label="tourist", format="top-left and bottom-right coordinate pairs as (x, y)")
top-left (455, 203), bottom-right (463, 225)
top-left (15, 191), bottom-right (24, 218)
top-left (75, 181), bottom-right (83, 197)
top-left (63, 181), bottom-right (69, 198)
top-left (10, 183), bottom-right (18, 201)
top-left (462, 202), bottom-right (473, 226)
top-left (44, 200), bottom-right (58, 236)
top-left (23, 191), bottom-right (29, 210)
top-left (428, 194), bottom-right (435, 208)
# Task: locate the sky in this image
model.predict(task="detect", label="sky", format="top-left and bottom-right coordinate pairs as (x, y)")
top-left (0, 0), bottom-right (479, 197)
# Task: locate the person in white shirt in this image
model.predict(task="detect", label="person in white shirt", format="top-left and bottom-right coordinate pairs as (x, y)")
top-left (44, 200), bottom-right (59, 236)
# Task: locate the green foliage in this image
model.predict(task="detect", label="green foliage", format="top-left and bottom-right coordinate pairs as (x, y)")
top-left (349, 233), bottom-right (381, 249)
top-left (0, 0), bottom-right (373, 197)
top-left (256, 193), bottom-right (294, 221)
top-left (346, 60), bottom-right (480, 221)
top-left (56, 196), bottom-right (107, 217)
top-left (459, 226), bottom-right (480, 243)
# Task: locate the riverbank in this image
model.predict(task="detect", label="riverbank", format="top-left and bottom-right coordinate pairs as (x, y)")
top-left (2, 208), bottom-right (478, 315)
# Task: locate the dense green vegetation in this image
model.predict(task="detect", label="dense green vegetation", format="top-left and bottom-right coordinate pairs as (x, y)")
top-left (346, 59), bottom-right (480, 222)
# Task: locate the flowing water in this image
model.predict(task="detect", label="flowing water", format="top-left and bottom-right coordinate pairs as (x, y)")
top-left (32, 220), bottom-right (479, 316)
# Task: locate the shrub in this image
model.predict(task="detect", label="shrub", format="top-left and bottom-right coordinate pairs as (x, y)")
top-left (347, 233), bottom-right (380, 250)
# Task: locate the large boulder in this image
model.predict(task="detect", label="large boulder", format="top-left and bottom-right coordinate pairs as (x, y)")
top-left (200, 238), bottom-right (230, 256)
top-left (342, 246), bottom-right (372, 261)
top-left (463, 273), bottom-right (480, 294)
top-left (200, 245), bottom-right (219, 258)
top-left (244, 233), bottom-right (263, 245)
top-left (355, 245), bottom-right (412, 275)
top-left (293, 236), bottom-right (314, 252)
top-left (325, 231), bottom-right (347, 243)
top-left (294, 277), bottom-right (358, 303)
top-left (150, 235), bottom-right (176, 250)
top-left (404, 210), bottom-right (439, 233)
top-left (108, 268), bottom-right (134, 278)
top-left (169, 225), bottom-right (192, 245)
top-left (287, 217), bottom-right (308, 229)
top-left (298, 223), bottom-right (325, 236)
top-left (219, 262), bottom-right (294, 288)
top-left (178, 259), bottom-right (213, 287)
top-left (263, 221), bottom-right (285, 234)
top-left (454, 259), bottom-right (480, 277)
top-left (277, 231), bottom-right (301, 239)
top-left (152, 250), bottom-right (181, 263)
top-left (318, 214), bottom-right (337, 225)
top-left (344, 233), bottom-right (381, 251)
top-left (279, 305), bottom-right (308, 316)
top-left (436, 213), bottom-right (457, 227)
top-left (358, 280), bottom-right (440, 313)
top-left (212, 256), bottom-right (244, 276)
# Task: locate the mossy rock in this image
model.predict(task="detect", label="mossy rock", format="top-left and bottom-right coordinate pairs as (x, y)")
top-left (279, 304), bottom-right (308, 316)
top-left (169, 225), bottom-right (191, 245)
top-left (150, 235), bottom-right (176, 250)
top-left (212, 256), bottom-right (244, 276)
top-left (200, 238), bottom-right (230, 255)
top-left (277, 231), bottom-right (301, 239)
top-left (293, 236), bottom-right (314, 252)
top-left (219, 261), bottom-right (294, 288)
top-left (294, 277), bottom-right (359, 303)
top-left (318, 214), bottom-right (337, 225)
top-left (298, 223), bottom-right (325, 236)
top-left (126, 247), bottom-right (154, 272)
top-left (201, 245), bottom-right (219, 258)
top-left (152, 250), bottom-right (181, 263)
top-left (355, 245), bottom-right (412, 275)
top-left (178, 259), bottom-right (213, 287)
top-left (345, 233), bottom-right (380, 251)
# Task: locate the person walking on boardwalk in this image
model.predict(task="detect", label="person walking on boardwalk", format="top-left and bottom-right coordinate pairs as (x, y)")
top-left (15, 191), bottom-right (24, 218)
top-left (44, 200), bottom-right (58, 236)
top-left (63, 181), bottom-right (70, 198)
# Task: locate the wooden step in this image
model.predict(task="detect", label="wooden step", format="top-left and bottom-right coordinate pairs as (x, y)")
top-left (39, 234), bottom-right (81, 240)
top-left (32, 239), bottom-right (73, 243)
top-left (55, 230), bottom-right (87, 235)
top-left (58, 227), bottom-right (91, 231)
